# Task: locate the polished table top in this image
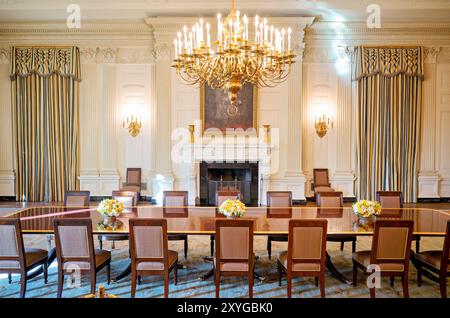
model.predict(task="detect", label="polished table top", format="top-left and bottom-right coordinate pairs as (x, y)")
top-left (3, 206), bottom-right (450, 236)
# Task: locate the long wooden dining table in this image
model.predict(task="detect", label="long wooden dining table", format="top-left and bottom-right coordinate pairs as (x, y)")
top-left (3, 205), bottom-right (450, 284)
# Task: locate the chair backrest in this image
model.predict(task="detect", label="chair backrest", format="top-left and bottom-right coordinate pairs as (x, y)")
top-left (376, 191), bottom-right (403, 208)
top-left (112, 190), bottom-right (138, 207)
top-left (129, 218), bottom-right (168, 269)
top-left (317, 192), bottom-right (343, 207)
top-left (267, 191), bottom-right (292, 216)
top-left (163, 191), bottom-right (188, 217)
top-left (288, 219), bottom-right (327, 272)
top-left (64, 191), bottom-right (90, 207)
top-left (441, 220), bottom-right (450, 273)
top-left (126, 168), bottom-right (141, 186)
top-left (0, 218), bottom-right (25, 270)
top-left (216, 190), bottom-right (241, 206)
top-left (313, 169), bottom-right (330, 186)
top-left (371, 220), bottom-right (414, 268)
top-left (53, 218), bottom-right (95, 270)
top-left (215, 219), bottom-right (253, 268)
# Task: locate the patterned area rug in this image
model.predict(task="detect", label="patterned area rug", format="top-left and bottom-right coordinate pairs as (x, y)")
top-left (0, 235), bottom-right (445, 298)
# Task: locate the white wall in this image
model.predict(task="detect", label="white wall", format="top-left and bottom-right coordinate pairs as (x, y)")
top-left (0, 21), bottom-right (450, 201)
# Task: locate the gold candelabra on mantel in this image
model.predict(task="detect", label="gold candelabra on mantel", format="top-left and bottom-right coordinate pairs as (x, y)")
top-left (123, 115), bottom-right (142, 137)
top-left (171, 0), bottom-right (296, 106)
top-left (314, 114), bottom-right (333, 138)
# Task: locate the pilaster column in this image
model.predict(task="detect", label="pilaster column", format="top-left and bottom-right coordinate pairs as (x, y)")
top-left (332, 46), bottom-right (355, 197)
top-left (0, 47), bottom-right (15, 196)
top-left (418, 47), bottom-right (441, 198)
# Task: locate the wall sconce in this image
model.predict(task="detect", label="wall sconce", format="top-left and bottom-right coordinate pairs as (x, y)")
top-left (122, 103), bottom-right (143, 137)
top-left (263, 124), bottom-right (271, 144)
top-left (188, 124), bottom-right (195, 144)
top-left (314, 113), bottom-right (333, 138)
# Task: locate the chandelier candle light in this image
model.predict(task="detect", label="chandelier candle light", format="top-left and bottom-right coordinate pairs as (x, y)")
top-left (172, 0), bottom-right (296, 106)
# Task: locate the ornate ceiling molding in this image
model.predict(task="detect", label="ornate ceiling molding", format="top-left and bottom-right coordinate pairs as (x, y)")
top-left (424, 47), bottom-right (441, 64)
top-left (0, 47), bottom-right (11, 64)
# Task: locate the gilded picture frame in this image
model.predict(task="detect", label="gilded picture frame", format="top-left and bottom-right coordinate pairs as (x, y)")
top-left (200, 82), bottom-right (258, 134)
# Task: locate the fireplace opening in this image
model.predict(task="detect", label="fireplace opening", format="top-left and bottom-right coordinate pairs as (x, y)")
top-left (199, 161), bottom-right (259, 206)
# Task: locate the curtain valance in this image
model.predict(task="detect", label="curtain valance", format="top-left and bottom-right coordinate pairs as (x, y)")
top-left (352, 46), bottom-right (424, 81)
top-left (10, 46), bottom-right (81, 81)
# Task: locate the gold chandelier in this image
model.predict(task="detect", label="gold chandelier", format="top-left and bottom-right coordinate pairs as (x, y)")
top-left (172, 0), bottom-right (296, 106)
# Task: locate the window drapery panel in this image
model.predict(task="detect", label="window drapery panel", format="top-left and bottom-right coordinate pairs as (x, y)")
top-left (10, 47), bottom-right (80, 202)
top-left (353, 46), bottom-right (423, 203)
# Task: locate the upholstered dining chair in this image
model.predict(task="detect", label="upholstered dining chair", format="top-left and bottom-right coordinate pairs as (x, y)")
top-left (312, 168), bottom-right (335, 196)
top-left (215, 219), bottom-right (254, 298)
top-left (97, 190), bottom-right (138, 250)
top-left (266, 191), bottom-right (292, 259)
top-left (317, 192), bottom-right (357, 252)
top-left (415, 220), bottom-right (450, 298)
top-left (376, 191), bottom-right (421, 253)
top-left (352, 220), bottom-right (414, 298)
top-left (0, 218), bottom-right (48, 298)
top-left (64, 191), bottom-right (91, 207)
top-left (53, 218), bottom-right (111, 298)
top-left (120, 167), bottom-right (142, 197)
top-left (277, 219), bottom-right (328, 298)
top-left (46, 191), bottom-right (92, 252)
top-left (163, 191), bottom-right (189, 259)
top-left (210, 190), bottom-right (241, 256)
top-left (129, 218), bottom-right (178, 298)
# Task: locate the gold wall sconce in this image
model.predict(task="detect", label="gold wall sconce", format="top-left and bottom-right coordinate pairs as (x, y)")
top-left (314, 113), bottom-right (333, 138)
top-left (188, 124), bottom-right (195, 144)
top-left (123, 115), bottom-right (142, 137)
top-left (263, 124), bottom-right (271, 144)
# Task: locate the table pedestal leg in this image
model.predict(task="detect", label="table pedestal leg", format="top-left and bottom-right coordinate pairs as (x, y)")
top-left (325, 252), bottom-right (352, 285)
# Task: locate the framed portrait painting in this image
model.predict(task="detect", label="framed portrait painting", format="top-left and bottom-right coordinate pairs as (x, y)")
top-left (200, 82), bottom-right (257, 134)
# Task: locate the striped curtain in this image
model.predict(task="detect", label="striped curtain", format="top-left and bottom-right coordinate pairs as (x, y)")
top-left (353, 46), bottom-right (424, 202)
top-left (10, 47), bottom-right (80, 202)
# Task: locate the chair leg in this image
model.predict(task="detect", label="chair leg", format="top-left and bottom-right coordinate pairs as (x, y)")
top-left (19, 273), bottom-right (27, 298)
top-left (210, 236), bottom-right (214, 257)
top-left (98, 236), bottom-right (103, 250)
top-left (164, 271), bottom-right (169, 298)
top-left (315, 277), bottom-right (319, 287)
top-left (112, 240), bottom-right (116, 250)
top-left (340, 242), bottom-right (345, 251)
top-left (390, 277), bottom-right (395, 287)
top-left (369, 287), bottom-right (376, 298)
top-left (248, 272), bottom-right (254, 298)
top-left (46, 234), bottom-right (52, 251)
top-left (106, 263), bottom-right (111, 285)
top-left (43, 262), bottom-right (48, 284)
top-left (277, 262), bottom-right (282, 286)
top-left (8, 273), bottom-right (12, 284)
top-left (439, 276), bottom-right (447, 299)
top-left (267, 237), bottom-right (272, 259)
top-left (138, 276), bottom-right (142, 285)
top-left (215, 270), bottom-right (220, 298)
top-left (402, 274), bottom-right (409, 298)
top-left (352, 262), bottom-right (358, 287)
top-left (287, 273), bottom-right (292, 298)
top-left (90, 272), bottom-right (97, 295)
top-left (184, 237), bottom-right (188, 259)
top-left (415, 238), bottom-right (420, 253)
top-left (57, 270), bottom-right (64, 298)
top-left (319, 273), bottom-right (325, 298)
top-left (131, 271), bottom-right (137, 298)
top-left (174, 262), bottom-right (178, 285)
top-left (352, 240), bottom-right (357, 253)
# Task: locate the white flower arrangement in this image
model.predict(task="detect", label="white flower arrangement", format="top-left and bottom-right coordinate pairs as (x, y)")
top-left (218, 199), bottom-right (247, 219)
top-left (97, 199), bottom-right (124, 217)
top-left (352, 200), bottom-right (381, 218)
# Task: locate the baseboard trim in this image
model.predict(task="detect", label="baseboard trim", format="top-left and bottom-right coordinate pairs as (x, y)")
top-left (306, 196), bottom-right (356, 203)
top-left (0, 196), bottom-right (16, 201)
top-left (293, 200), bottom-right (307, 206)
top-left (417, 197), bottom-right (450, 203)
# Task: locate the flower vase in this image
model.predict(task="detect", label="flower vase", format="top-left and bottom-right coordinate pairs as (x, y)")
top-left (357, 215), bottom-right (376, 226)
top-left (226, 215), bottom-right (239, 220)
top-left (103, 216), bottom-right (117, 224)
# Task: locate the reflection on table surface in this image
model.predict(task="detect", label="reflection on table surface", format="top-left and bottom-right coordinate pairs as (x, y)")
top-left (3, 206), bottom-right (450, 236)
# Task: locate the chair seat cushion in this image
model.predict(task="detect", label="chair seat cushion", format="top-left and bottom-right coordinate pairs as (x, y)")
top-left (314, 186), bottom-right (335, 193)
top-left (136, 250), bottom-right (178, 271)
top-left (353, 250), bottom-right (404, 272)
top-left (416, 250), bottom-right (449, 271)
top-left (63, 249), bottom-right (111, 270)
top-left (25, 248), bottom-right (48, 268)
top-left (277, 251), bottom-right (321, 272)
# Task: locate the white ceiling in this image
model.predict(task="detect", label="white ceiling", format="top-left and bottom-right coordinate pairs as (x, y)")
top-left (0, 0), bottom-right (450, 23)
